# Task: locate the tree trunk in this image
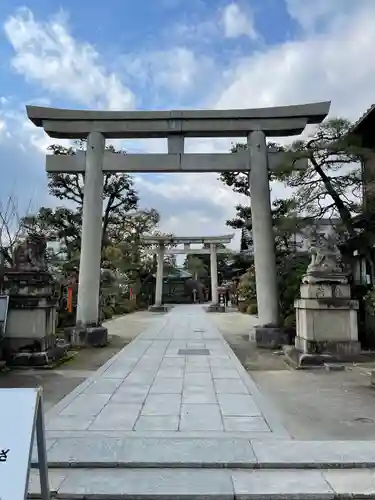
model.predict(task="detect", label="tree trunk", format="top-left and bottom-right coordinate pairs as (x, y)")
top-left (311, 156), bottom-right (356, 237)
top-left (312, 155), bottom-right (375, 280)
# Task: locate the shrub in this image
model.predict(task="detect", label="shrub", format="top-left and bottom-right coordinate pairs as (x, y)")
top-left (102, 305), bottom-right (115, 320)
top-left (237, 266), bottom-right (257, 303)
top-left (283, 313), bottom-right (296, 329)
top-left (238, 302), bottom-right (248, 313)
top-left (115, 299), bottom-right (138, 315)
top-left (246, 303), bottom-right (258, 315)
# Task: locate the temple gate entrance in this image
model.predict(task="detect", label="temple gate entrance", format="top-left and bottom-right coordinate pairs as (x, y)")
top-left (141, 234), bottom-right (234, 311)
top-left (27, 102), bottom-right (330, 332)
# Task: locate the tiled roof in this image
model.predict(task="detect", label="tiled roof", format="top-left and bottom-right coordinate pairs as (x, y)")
top-left (351, 104), bottom-right (375, 132)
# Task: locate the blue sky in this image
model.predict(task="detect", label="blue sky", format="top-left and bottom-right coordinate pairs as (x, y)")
top-left (0, 0), bottom-right (374, 246)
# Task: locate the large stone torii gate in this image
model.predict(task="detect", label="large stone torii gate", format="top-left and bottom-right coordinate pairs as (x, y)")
top-left (141, 234), bottom-right (234, 311)
top-left (27, 101), bottom-right (330, 331)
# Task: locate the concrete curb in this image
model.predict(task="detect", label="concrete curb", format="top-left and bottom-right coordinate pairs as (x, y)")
top-left (28, 466), bottom-right (375, 499)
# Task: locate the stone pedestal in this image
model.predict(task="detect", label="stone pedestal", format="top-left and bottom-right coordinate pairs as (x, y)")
top-left (206, 303), bottom-right (225, 313)
top-left (2, 271), bottom-right (69, 365)
top-left (65, 325), bottom-right (108, 348)
top-left (294, 281), bottom-right (360, 356)
top-left (255, 326), bottom-right (294, 349)
top-left (148, 305), bottom-right (169, 313)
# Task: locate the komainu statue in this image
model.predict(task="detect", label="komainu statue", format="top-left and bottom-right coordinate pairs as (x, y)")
top-left (12, 235), bottom-right (48, 272)
top-left (303, 234), bottom-right (345, 283)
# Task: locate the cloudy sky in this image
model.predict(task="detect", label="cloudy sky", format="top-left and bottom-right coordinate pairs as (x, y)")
top-left (0, 0), bottom-right (373, 249)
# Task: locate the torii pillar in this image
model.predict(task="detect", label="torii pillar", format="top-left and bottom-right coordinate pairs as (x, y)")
top-left (76, 132), bottom-right (105, 327)
top-left (153, 243), bottom-right (165, 310)
top-left (248, 130), bottom-right (278, 325)
top-left (210, 243), bottom-right (218, 305)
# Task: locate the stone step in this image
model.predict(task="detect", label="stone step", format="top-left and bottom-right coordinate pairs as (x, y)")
top-left (32, 437), bottom-right (375, 469)
top-left (28, 466), bottom-right (375, 499)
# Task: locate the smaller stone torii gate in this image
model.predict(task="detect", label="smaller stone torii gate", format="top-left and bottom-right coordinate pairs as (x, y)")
top-left (141, 234), bottom-right (234, 311)
top-left (27, 101), bottom-right (330, 334)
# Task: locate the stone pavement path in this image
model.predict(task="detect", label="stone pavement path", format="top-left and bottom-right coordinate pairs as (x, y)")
top-left (29, 305), bottom-right (375, 498)
top-left (44, 304), bottom-right (287, 439)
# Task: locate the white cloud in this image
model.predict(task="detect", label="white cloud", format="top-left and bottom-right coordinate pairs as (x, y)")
top-left (123, 47), bottom-right (213, 96)
top-left (285, 0), bottom-right (353, 32)
top-left (0, 119), bottom-right (7, 139)
top-left (135, 172), bottom-right (245, 208)
top-left (134, 171), bottom-right (247, 249)
top-left (4, 2), bottom-right (375, 247)
top-left (213, 1), bottom-right (375, 121)
top-left (0, 96), bottom-right (70, 153)
top-left (136, 1), bottom-right (375, 241)
top-left (4, 7), bottom-right (135, 110)
top-left (222, 2), bottom-right (257, 39)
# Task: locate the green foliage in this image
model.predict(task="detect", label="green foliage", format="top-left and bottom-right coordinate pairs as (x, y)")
top-left (18, 140), bottom-right (167, 322)
top-left (114, 299), bottom-right (138, 315)
top-left (221, 117), bottom-right (375, 321)
top-left (238, 302), bottom-right (248, 313)
top-left (246, 303), bottom-right (258, 315)
top-left (275, 118), bottom-right (365, 237)
top-left (184, 256), bottom-right (208, 279)
top-left (46, 141), bottom-right (139, 249)
top-left (277, 252), bottom-right (310, 321)
top-left (364, 287), bottom-right (375, 315)
top-left (101, 305), bottom-right (115, 320)
top-left (183, 243), bottom-right (230, 282)
top-left (163, 254), bottom-right (178, 275)
top-left (283, 313), bottom-right (296, 329)
top-left (222, 119), bottom-right (369, 244)
top-left (237, 266), bottom-right (257, 303)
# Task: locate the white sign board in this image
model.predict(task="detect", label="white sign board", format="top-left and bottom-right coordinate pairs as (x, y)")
top-left (0, 388), bottom-right (50, 500)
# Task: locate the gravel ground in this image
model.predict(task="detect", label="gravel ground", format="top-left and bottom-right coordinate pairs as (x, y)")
top-left (211, 310), bottom-right (375, 440)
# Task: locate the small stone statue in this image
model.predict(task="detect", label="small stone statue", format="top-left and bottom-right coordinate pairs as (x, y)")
top-left (303, 234), bottom-right (345, 283)
top-left (12, 234), bottom-right (48, 272)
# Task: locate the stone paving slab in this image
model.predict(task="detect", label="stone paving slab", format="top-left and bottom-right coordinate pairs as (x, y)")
top-left (34, 437), bottom-right (256, 467)
top-left (43, 429), bottom-right (282, 440)
top-left (250, 439), bottom-right (375, 467)
top-left (28, 467), bottom-right (375, 498)
top-left (44, 305), bottom-right (288, 440)
top-left (32, 437), bottom-right (375, 468)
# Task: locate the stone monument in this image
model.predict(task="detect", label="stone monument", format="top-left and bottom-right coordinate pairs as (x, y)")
top-left (1, 235), bottom-right (67, 365)
top-left (293, 234), bottom-right (360, 361)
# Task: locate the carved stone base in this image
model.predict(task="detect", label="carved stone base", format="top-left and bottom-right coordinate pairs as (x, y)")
top-left (148, 305), bottom-right (170, 313)
top-left (66, 326), bottom-right (108, 348)
top-left (206, 304), bottom-right (225, 313)
top-left (294, 292), bottom-right (359, 354)
top-left (255, 326), bottom-right (295, 349)
top-left (302, 271), bottom-right (348, 285)
top-left (3, 295), bottom-right (58, 359)
top-left (283, 343), bottom-right (363, 369)
top-left (283, 345), bottom-right (339, 369)
top-left (1, 333), bottom-right (57, 354)
top-left (294, 336), bottom-right (361, 356)
top-left (7, 343), bottom-right (70, 367)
